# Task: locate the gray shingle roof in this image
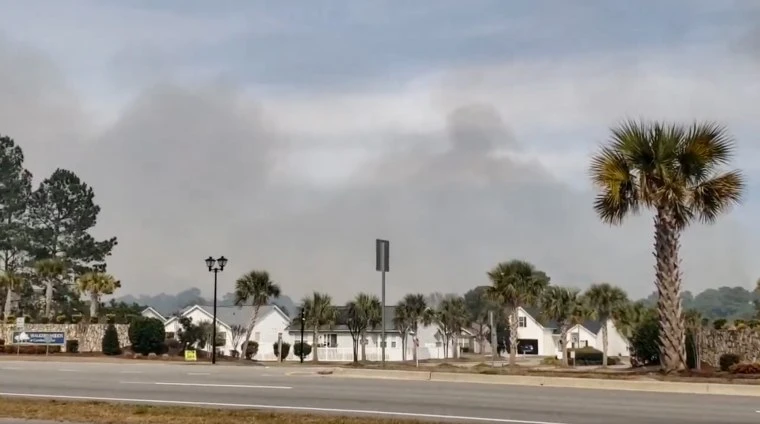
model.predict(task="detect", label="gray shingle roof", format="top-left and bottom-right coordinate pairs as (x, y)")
top-left (285, 305), bottom-right (400, 333)
top-left (181, 304), bottom-right (284, 327)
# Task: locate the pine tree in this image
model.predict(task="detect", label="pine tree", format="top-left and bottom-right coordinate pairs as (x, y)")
top-left (102, 323), bottom-right (122, 355)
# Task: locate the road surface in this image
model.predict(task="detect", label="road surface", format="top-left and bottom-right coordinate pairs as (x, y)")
top-left (0, 360), bottom-right (758, 423)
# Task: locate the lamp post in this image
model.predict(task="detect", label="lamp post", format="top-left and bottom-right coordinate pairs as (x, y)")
top-left (299, 308), bottom-right (305, 364)
top-left (205, 256), bottom-right (227, 365)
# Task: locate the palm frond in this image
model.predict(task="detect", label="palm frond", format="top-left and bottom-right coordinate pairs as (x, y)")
top-left (690, 170), bottom-right (745, 224)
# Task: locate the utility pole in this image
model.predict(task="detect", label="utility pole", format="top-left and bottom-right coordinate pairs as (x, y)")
top-left (375, 239), bottom-right (390, 367)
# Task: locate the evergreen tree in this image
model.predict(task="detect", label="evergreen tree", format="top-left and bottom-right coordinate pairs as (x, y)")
top-left (102, 323), bottom-right (122, 355)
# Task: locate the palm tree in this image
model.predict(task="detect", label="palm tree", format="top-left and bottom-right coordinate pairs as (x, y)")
top-left (486, 260), bottom-right (550, 365)
top-left (34, 259), bottom-right (67, 319)
top-left (392, 303), bottom-right (411, 361)
top-left (585, 283), bottom-right (629, 368)
top-left (590, 120), bottom-right (745, 372)
top-left (616, 300), bottom-right (649, 339)
top-left (76, 272), bottom-right (120, 318)
top-left (301, 292), bottom-right (335, 362)
top-left (683, 309), bottom-right (702, 370)
top-left (435, 296), bottom-right (469, 359)
top-left (234, 270), bottom-right (281, 361)
top-left (395, 294), bottom-right (431, 364)
top-left (0, 272), bottom-right (23, 320)
top-left (540, 286), bottom-right (584, 367)
top-left (345, 293), bottom-right (381, 362)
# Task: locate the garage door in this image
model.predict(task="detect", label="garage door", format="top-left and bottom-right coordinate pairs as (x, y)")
top-left (517, 339), bottom-right (538, 355)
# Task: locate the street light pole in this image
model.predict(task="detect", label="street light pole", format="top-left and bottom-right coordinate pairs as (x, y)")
top-left (299, 309), bottom-right (305, 364)
top-left (205, 256), bottom-right (227, 365)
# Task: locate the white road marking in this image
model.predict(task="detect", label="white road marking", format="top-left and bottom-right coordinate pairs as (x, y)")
top-left (1, 367), bottom-right (21, 370)
top-left (119, 370), bottom-right (143, 374)
top-left (0, 392), bottom-right (568, 424)
top-left (120, 381), bottom-right (292, 390)
top-left (187, 372), bottom-right (210, 376)
top-left (57, 369), bottom-right (78, 372)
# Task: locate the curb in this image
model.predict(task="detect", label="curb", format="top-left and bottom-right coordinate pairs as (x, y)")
top-left (332, 368), bottom-right (760, 397)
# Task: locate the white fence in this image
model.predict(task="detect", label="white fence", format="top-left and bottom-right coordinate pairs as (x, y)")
top-left (253, 346), bottom-right (449, 362)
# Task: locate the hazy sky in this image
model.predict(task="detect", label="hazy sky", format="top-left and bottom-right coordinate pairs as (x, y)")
top-left (1, 0), bottom-right (759, 303)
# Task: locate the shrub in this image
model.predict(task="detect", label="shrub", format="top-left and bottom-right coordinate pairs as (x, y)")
top-left (713, 319), bottom-right (727, 330)
top-left (102, 323), bottom-right (122, 355)
top-left (89, 316), bottom-right (99, 324)
top-left (568, 347), bottom-right (604, 365)
top-left (244, 341), bottom-right (259, 360)
top-left (166, 339), bottom-right (182, 356)
top-left (729, 362), bottom-right (760, 374)
top-left (128, 317), bottom-right (166, 356)
top-left (55, 315), bottom-right (67, 324)
top-left (3, 345), bottom-right (61, 354)
top-left (630, 313), bottom-right (660, 365)
top-left (40, 317), bottom-right (50, 324)
top-left (106, 314), bottom-right (116, 324)
top-left (293, 341), bottom-right (312, 359)
top-left (71, 314), bottom-right (83, 323)
top-left (5, 315), bottom-right (15, 324)
top-left (0, 339), bottom-right (4, 347)
top-left (541, 357), bottom-right (560, 366)
top-left (273, 341), bottom-right (291, 360)
top-left (66, 339), bottom-right (79, 353)
top-left (720, 353), bottom-right (742, 371)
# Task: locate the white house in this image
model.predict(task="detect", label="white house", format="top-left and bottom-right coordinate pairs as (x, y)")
top-left (140, 306), bottom-right (167, 323)
top-left (512, 307), bottom-right (631, 358)
top-left (161, 304), bottom-right (292, 359)
top-left (286, 305), bottom-right (470, 362)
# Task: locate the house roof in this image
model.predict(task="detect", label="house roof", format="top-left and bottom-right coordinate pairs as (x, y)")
top-left (520, 307), bottom-right (605, 335)
top-left (286, 305), bottom-right (401, 333)
top-left (141, 306), bottom-right (167, 322)
top-left (164, 304), bottom-right (289, 329)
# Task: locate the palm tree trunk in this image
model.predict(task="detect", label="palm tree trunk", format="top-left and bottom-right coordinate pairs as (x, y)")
top-left (45, 282), bottom-right (53, 318)
top-left (89, 292), bottom-right (99, 318)
top-left (654, 206), bottom-right (687, 373)
top-left (452, 334), bottom-right (458, 359)
top-left (695, 329), bottom-right (701, 371)
top-left (401, 332), bottom-right (406, 361)
top-left (3, 286), bottom-right (12, 319)
top-left (312, 330), bottom-right (319, 362)
top-left (360, 331), bottom-right (366, 361)
top-left (412, 332), bottom-right (418, 363)
top-left (559, 327), bottom-right (568, 367)
top-left (509, 308), bottom-right (518, 366)
top-left (239, 305), bottom-right (260, 361)
top-left (352, 337), bottom-right (358, 363)
top-left (601, 323), bottom-right (609, 368)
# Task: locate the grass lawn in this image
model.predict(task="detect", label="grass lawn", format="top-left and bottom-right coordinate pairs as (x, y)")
top-left (0, 398), bottom-right (424, 424)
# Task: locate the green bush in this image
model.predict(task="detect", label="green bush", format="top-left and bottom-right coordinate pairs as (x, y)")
top-left (40, 317), bottom-right (50, 324)
top-left (55, 315), bottom-right (67, 324)
top-left (713, 319), bottom-right (727, 330)
top-left (166, 339), bottom-right (182, 356)
top-left (66, 339), bottom-right (79, 353)
top-left (293, 341), bottom-right (312, 359)
top-left (273, 342), bottom-right (291, 360)
top-left (568, 347), bottom-right (604, 365)
top-left (720, 353), bottom-right (741, 371)
top-left (102, 323), bottom-right (122, 355)
top-left (244, 341), bottom-right (259, 360)
top-left (128, 317), bottom-right (166, 356)
top-left (630, 313), bottom-right (660, 365)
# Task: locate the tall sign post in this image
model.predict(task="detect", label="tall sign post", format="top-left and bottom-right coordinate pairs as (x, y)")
top-left (15, 317), bottom-right (24, 356)
top-left (375, 239), bottom-right (389, 367)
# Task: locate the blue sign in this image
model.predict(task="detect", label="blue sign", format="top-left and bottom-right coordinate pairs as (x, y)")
top-left (12, 331), bottom-right (65, 345)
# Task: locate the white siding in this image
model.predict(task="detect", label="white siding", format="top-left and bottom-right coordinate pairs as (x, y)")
top-left (595, 319), bottom-right (630, 357)
top-left (249, 309), bottom-right (293, 360)
top-left (514, 307), bottom-right (547, 355)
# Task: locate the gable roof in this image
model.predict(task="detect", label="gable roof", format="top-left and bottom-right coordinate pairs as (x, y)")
top-left (164, 304), bottom-right (289, 329)
top-left (141, 306), bottom-right (167, 323)
top-left (521, 307), bottom-right (606, 335)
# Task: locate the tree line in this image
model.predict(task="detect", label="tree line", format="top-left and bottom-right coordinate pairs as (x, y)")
top-left (0, 135), bottom-right (120, 322)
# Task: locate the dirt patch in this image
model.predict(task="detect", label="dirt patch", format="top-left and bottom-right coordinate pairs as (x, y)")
top-left (0, 399), bottom-right (425, 424)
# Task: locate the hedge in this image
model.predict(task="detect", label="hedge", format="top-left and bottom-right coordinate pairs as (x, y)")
top-left (3, 345), bottom-right (62, 354)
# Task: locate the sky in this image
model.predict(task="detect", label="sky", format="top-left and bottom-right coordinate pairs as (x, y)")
top-left (1, 0), bottom-right (759, 303)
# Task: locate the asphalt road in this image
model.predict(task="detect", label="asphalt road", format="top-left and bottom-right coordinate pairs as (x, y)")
top-left (0, 360), bottom-right (759, 424)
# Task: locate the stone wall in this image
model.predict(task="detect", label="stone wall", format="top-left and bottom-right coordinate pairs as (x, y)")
top-left (0, 324), bottom-right (130, 352)
top-left (698, 328), bottom-right (760, 367)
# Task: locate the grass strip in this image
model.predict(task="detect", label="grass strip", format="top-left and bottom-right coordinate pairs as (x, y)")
top-left (0, 398), bottom-right (424, 424)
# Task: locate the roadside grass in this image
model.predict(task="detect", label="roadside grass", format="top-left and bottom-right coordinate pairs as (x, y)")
top-left (0, 398), bottom-right (425, 424)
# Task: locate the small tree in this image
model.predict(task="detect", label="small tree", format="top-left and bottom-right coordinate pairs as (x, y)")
top-left (128, 317), bottom-right (165, 355)
top-left (273, 341), bottom-right (291, 360)
top-left (293, 341), bottom-right (312, 360)
top-left (177, 316), bottom-right (202, 351)
top-left (244, 341), bottom-right (259, 360)
top-left (102, 323), bottom-right (122, 355)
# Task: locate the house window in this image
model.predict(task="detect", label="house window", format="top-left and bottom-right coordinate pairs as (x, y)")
top-left (165, 332), bottom-right (175, 340)
top-left (325, 333), bottom-right (338, 347)
top-left (217, 332), bottom-right (227, 345)
top-left (518, 316), bottom-right (527, 327)
top-left (391, 341), bottom-right (397, 348)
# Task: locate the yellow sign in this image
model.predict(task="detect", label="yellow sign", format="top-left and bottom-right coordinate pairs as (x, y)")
top-left (184, 350), bottom-right (197, 361)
